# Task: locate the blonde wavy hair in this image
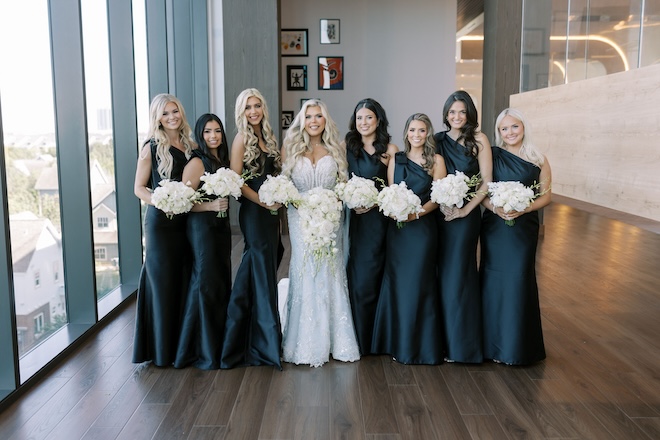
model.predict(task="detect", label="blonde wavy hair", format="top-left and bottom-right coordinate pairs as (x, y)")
top-left (144, 93), bottom-right (195, 178)
top-left (282, 99), bottom-right (348, 181)
top-left (402, 113), bottom-right (437, 173)
top-left (234, 88), bottom-right (281, 175)
top-left (495, 107), bottom-right (545, 167)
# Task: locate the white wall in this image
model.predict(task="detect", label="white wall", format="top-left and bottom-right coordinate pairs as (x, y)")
top-left (280, 0), bottom-right (457, 145)
top-left (510, 63), bottom-right (660, 222)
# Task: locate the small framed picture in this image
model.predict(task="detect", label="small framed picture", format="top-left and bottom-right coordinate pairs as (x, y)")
top-left (286, 65), bottom-right (307, 91)
top-left (281, 29), bottom-right (308, 57)
top-left (300, 98), bottom-right (319, 109)
top-left (320, 19), bottom-right (340, 44)
top-left (318, 56), bottom-right (344, 90)
top-left (281, 111), bottom-right (294, 129)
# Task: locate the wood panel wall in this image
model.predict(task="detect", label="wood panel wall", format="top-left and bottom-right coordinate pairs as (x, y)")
top-left (510, 63), bottom-right (660, 222)
top-left (481, 0), bottom-right (522, 138)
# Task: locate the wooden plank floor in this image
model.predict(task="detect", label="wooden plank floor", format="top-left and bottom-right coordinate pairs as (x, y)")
top-left (1, 199), bottom-right (659, 440)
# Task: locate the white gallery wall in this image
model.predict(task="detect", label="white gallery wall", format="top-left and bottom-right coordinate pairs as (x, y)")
top-left (280, 0), bottom-right (457, 145)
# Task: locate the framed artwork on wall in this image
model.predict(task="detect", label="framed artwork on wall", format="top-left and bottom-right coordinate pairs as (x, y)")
top-left (320, 19), bottom-right (340, 44)
top-left (300, 98), bottom-right (320, 109)
top-left (281, 29), bottom-right (308, 56)
top-left (281, 111), bottom-right (294, 129)
top-left (286, 65), bottom-right (307, 91)
top-left (318, 56), bottom-right (343, 90)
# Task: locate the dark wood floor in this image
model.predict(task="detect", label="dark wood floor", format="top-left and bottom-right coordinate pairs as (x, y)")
top-left (1, 199), bottom-right (659, 440)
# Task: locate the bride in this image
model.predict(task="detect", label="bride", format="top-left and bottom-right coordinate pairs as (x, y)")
top-left (280, 99), bottom-right (360, 367)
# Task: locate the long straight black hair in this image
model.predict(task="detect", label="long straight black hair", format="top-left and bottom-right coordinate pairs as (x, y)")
top-left (193, 113), bottom-right (230, 170)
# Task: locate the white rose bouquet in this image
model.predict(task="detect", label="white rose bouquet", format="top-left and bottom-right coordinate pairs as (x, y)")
top-left (298, 187), bottom-right (343, 263)
top-left (376, 181), bottom-right (425, 228)
top-left (487, 180), bottom-right (542, 226)
top-left (258, 174), bottom-right (301, 215)
top-left (334, 174), bottom-right (379, 210)
top-left (198, 167), bottom-right (244, 217)
top-left (431, 171), bottom-right (480, 208)
top-left (151, 179), bottom-right (200, 219)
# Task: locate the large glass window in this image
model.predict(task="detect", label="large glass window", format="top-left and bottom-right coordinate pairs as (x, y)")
top-left (455, 13), bottom-right (484, 126)
top-left (133, 0), bottom-right (150, 239)
top-left (523, 0), bottom-right (657, 91)
top-left (0, 0), bottom-right (67, 357)
top-left (81, 0), bottom-right (120, 300)
top-left (640, 0), bottom-right (660, 67)
top-left (133, 0), bottom-right (150, 140)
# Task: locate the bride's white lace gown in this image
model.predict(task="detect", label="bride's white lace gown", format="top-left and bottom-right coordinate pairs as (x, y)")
top-left (281, 155), bottom-right (360, 367)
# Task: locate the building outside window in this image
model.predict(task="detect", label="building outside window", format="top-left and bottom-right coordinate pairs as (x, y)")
top-left (34, 313), bottom-right (44, 334)
top-left (95, 248), bottom-right (107, 261)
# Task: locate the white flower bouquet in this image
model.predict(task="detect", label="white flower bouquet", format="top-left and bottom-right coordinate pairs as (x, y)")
top-left (487, 180), bottom-right (541, 226)
top-left (199, 167), bottom-right (244, 217)
top-left (151, 179), bottom-right (199, 219)
top-left (431, 171), bottom-right (480, 208)
top-left (298, 187), bottom-right (343, 263)
top-left (258, 174), bottom-right (301, 214)
top-left (377, 181), bottom-right (424, 228)
top-left (334, 174), bottom-right (379, 210)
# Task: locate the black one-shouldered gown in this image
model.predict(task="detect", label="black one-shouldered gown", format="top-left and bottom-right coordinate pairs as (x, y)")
top-left (372, 152), bottom-right (443, 364)
top-left (434, 131), bottom-right (483, 363)
top-left (480, 147), bottom-right (546, 365)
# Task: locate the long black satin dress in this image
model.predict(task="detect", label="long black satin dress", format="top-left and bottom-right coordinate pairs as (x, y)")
top-left (434, 132), bottom-right (483, 363)
top-left (480, 147), bottom-right (546, 365)
top-left (372, 152), bottom-right (443, 364)
top-left (220, 152), bottom-right (282, 369)
top-left (346, 149), bottom-right (388, 355)
top-left (133, 141), bottom-right (191, 367)
top-left (174, 151), bottom-right (232, 370)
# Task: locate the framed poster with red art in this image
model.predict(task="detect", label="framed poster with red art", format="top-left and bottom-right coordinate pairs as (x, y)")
top-left (318, 56), bottom-right (343, 90)
top-left (281, 29), bottom-right (308, 57)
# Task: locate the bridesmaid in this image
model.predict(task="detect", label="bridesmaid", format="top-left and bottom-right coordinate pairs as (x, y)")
top-left (133, 94), bottom-right (195, 366)
top-left (433, 91), bottom-right (492, 363)
top-left (372, 113), bottom-right (447, 364)
top-left (480, 108), bottom-right (552, 365)
top-left (344, 98), bottom-right (398, 355)
top-left (221, 88), bottom-right (283, 369)
top-left (175, 113), bottom-right (232, 369)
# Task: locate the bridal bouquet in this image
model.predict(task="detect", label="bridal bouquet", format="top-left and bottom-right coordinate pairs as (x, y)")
top-left (258, 174), bottom-right (301, 214)
top-left (376, 181), bottom-right (424, 228)
top-left (199, 167), bottom-right (244, 217)
top-left (298, 187), bottom-right (343, 263)
top-left (431, 171), bottom-right (480, 208)
top-left (334, 174), bottom-right (379, 210)
top-left (151, 179), bottom-right (200, 219)
top-left (487, 180), bottom-right (541, 226)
